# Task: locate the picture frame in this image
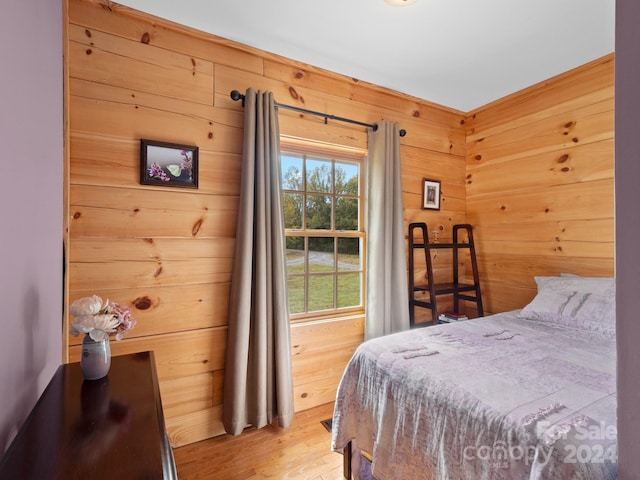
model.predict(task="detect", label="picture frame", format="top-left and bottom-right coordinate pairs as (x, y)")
top-left (422, 178), bottom-right (441, 210)
top-left (140, 139), bottom-right (199, 189)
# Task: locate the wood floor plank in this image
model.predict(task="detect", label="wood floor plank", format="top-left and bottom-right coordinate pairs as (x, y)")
top-left (173, 402), bottom-right (343, 480)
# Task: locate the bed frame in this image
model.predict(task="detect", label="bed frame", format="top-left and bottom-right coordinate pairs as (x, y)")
top-left (343, 443), bottom-right (352, 479)
top-left (343, 441), bottom-right (377, 479)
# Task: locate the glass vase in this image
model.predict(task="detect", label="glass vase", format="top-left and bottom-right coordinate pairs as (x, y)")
top-left (80, 333), bottom-right (111, 380)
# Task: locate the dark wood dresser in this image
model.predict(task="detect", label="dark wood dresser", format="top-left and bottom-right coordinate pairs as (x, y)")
top-left (0, 351), bottom-right (177, 479)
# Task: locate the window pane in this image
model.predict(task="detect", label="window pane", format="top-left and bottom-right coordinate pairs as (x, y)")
top-left (306, 159), bottom-right (332, 193)
top-left (308, 274), bottom-right (335, 311)
top-left (309, 237), bottom-right (334, 273)
top-left (283, 193), bottom-right (303, 229)
top-left (287, 275), bottom-right (305, 314)
top-left (306, 195), bottom-right (332, 230)
top-left (335, 162), bottom-right (358, 195)
top-left (337, 273), bottom-right (361, 308)
top-left (282, 155), bottom-right (303, 191)
top-left (337, 238), bottom-right (360, 271)
top-left (286, 236), bottom-right (305, 275)
top-left (335, 197), bottom-right (358, 231)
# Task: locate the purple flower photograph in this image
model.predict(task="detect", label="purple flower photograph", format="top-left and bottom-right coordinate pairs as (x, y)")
top-left (140, 139), bottom-right (199, 188)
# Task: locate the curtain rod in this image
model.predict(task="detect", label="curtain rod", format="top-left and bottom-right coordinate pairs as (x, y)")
top-left (230, 90), bottom-right (407, 137)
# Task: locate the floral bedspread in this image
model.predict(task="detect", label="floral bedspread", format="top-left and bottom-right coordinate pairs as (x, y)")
top-left (331, 310), bottom-right (617, 480)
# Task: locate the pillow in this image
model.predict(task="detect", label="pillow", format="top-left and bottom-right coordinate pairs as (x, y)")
top-left (519, 276), bottom-right (616, 336)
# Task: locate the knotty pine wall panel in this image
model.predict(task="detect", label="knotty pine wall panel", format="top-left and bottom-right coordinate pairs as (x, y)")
top-left (465, 55), bottom-right (615, 315)
top-left (161, 372), bottom-right (220, 419)
top-left (67, 0), bottom-right (465, 447)
top-left (71, 93), bottom-right (241, 153)
top-left (466, 56), bottom-right (614, 139)
top-left (70, 282), bottom-right (230, 339)
top-left (68, 0), bottom-right (265, 75)
top-left (291, 317), bottom-right (364, 411)
top-left (261, 58), bottom-right (467, 152)
top-left (69, 27), bottom-right (215, 105)
top-left (69, 328), bottom-right (227, 378)
top-left (71, 132), bottom-right (242, 195)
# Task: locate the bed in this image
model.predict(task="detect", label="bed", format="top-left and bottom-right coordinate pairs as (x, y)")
top-left (331, 275), bottom-right (617, 479)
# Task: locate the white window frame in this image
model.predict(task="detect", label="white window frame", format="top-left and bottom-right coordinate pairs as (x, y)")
top-left (280, 141), bottom-right (366, 323)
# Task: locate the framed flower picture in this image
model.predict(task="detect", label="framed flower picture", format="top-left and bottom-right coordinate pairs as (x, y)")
top-left (140, 139), bottom-right (199, 188)
top-left (422, 178), bottom-right (441, 210)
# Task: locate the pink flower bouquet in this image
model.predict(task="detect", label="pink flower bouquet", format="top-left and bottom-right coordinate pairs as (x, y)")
top-left (70, 295), bottom-right (136, 341)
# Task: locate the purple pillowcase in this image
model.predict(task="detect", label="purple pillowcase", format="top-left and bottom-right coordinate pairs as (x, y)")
top-left (519, 276), bottom-right (616, 337)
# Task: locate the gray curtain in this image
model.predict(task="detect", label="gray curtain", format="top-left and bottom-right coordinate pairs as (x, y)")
top-left (222, 89), bottom-right (294, 435)
top-left (365, 120), bottom-right (410, 340)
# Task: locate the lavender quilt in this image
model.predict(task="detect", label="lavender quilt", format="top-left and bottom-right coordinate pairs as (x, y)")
top-left (331, 309), bottom-right (617, 479)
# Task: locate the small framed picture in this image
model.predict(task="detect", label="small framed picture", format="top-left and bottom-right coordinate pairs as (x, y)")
top-left (140, 139), bottom-right (198, 188)
top-left (422, 178), bottom-right (441, 210)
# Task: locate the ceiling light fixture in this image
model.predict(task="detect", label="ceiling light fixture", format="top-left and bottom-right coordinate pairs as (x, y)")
top-left (385, 0), bottom-right (417, 5)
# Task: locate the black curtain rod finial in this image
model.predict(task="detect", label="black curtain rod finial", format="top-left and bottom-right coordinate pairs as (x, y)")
top-left (230, 89), bottom-right (245, 106)
top-left (230, 89), bottom-right (244, 101)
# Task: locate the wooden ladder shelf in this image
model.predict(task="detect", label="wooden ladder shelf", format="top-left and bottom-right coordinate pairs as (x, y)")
top-left (408, 222), bottom-right (484, 327)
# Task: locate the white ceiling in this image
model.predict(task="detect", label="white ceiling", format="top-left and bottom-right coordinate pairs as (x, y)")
top-left (115, 0), bottom-right (615, 112)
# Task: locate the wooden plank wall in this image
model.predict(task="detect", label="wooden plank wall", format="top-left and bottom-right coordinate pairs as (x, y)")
top-left (65, 0), bottom-right (467, 447)
top-left (465, 55), bottom-right (615, 315)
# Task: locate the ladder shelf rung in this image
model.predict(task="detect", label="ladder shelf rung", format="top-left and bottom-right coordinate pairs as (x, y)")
top-left (428, 243), bottom-right (472, 249)
top-left (411, 243), bottom-right (472, 250)
top-left (412, 283), bottom-right (478, 295)
top-left (435, 282), bottom-right (477, 293)
top-left (411, 299), bottom-right (434, 309)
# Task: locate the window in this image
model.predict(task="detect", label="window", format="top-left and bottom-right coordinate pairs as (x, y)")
top-left (281, 147), bottom-right (365, 320)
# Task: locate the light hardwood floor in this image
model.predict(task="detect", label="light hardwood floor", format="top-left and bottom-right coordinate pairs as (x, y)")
top-left (173, 402), bottom-right (344, 480)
